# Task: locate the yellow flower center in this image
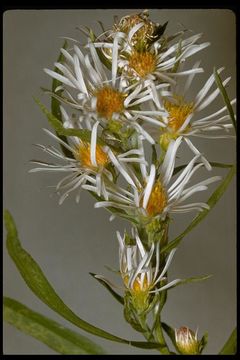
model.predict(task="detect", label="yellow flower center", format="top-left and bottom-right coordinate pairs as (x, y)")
top-left (124, 274), bottom-right (149, 293)
top-left (96, 87), bottom-right (125, 120)
top-left (164, 98), bottom-right (194, 133)
top-left (145, 181), bottom-right (167, 217)
top-left (128, 51), bottom-right (156, 77)
top-left (75, 142), bottom-right (109, 170)
top-left (124, 274), bottom-right (150, 312)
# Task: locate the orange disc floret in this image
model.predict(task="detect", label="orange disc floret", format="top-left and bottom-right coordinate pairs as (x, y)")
top-left (145, 181), bottom-right (167, 217)
top-left (164, 98), bottom-right (194, 133)
top-left (75, 142), bottom-right (109, 170)
top-left (124, 274), bottom-right (149, 293)
top-left (96, 86), bottom-right (125, 120)
top-left (128, 51), bottom-right (156, 77)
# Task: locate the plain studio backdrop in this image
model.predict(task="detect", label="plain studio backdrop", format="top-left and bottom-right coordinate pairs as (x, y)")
top-left (3, 9), bottom-right (236, 355)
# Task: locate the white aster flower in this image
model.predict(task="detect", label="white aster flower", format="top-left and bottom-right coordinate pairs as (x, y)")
top-left (117, 31), bottom-right (207, 84)
top-left (93, 16), bottom-right (208, 86)
top-left (44, 38), bottom-right (170, 143)
top-left (117, 229), bottom-right (180, 311)
top-left (29, 108), bottom-right (145, 204)
top-left (95, 137), bottom-right (221, 221)
top-left (94, 227), bottom-right (180, 312)
top-left (147, 65), bottom-right (236, 145)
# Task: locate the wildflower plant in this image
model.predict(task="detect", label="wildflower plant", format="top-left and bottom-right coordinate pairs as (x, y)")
top-left (4, 10), bottom-right (236, 355)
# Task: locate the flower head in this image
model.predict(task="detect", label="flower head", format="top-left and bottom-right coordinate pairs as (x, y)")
top-left (95, 137), bottom-right (221, 222)
top-left (147, 66), bottom-right (236, 147)
top-left (29, 107), bottom-right (145, 204)
top-left (112, 10), bottom-right (159, 48)
top-left (175, 326), bottom-right (200, 354)
top-left (44, 39), bottom-right (170, 143)
top-left (117, 229), bottom-right (180, 312)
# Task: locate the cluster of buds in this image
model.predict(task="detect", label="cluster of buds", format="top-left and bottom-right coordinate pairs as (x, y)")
top-left (31, 10), bottom-right (235, 345)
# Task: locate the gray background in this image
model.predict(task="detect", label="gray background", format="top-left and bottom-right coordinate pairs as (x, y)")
top-left (3, 9), bottom-right (236, 355)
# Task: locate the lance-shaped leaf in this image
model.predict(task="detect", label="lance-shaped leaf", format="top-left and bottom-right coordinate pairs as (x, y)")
top-left (51, 40), bottom-right (73, 159)
top-left (4, 297), bottom-right (105, 355)
top-left (34, 98), bottom-right (97, 144)
top-left (89, 273), bottom-right (124, 305)
top-left (162, 322), bottom-right (180, 353)
top-left (4, 210), bottom-right (162, 350)
top-left (169, 274), bottom-right (212, 289)
top-left (199, 332), bottom-right (208, 354)
top-left (214, 67), bottom-right (236, 133)
top-left (162, 165), bottom-right (236, 254)
top-left (219, 327), bottom-right (237, 355)
top-left (88, 29), bottom-right (112, 71)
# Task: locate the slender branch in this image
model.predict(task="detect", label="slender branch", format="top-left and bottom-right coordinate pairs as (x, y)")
top-left (154, 314), bottom-right (171, 355)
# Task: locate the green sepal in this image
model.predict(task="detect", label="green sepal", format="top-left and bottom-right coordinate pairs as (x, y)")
top-left (123, 293), bottom-right (145, 333)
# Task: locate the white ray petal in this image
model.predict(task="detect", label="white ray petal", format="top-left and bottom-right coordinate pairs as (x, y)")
top-left (143, 165), bottom-right (156, 209)
top-left (90, 121), bottom-right (99, 167)
top-left (44, 68), bottom-right (75, 88)
top-left (154, 249), bottom-right (177, 285)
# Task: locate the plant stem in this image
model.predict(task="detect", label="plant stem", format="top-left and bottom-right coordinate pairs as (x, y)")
top-left (138, 313), bottom-right (152, 341)
top-left (138, 313), bottom-right (171, 354)
top-left (154, 314), bottom-right (171, 355)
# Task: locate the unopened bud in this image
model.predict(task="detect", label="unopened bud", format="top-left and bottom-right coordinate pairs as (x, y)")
top-left (175, 326), bottom-right (200, 355)
top-left (159, 132), bottom-right (178, 152)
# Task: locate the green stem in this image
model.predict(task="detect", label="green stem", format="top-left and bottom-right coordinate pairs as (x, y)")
top-left (137, 313), bottom-right (171, 354)
top-left (154, 315), bottom-right (171, 355)
top-left (154, 221), bottom-right (171, 354)
top-left (138, 314), bottom-right (153, 342)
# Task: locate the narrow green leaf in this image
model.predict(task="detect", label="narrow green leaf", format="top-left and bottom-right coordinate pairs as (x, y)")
top-left (162, 322), bottom-right (180, 353)
top-left (214, 67), bottom-right (236, 133)
top-left (219, 328), bottom-right (237, 355)
top-left (4, 210), bottom-right (162, 350)
top-left (89, 273), bottom-right (124, 305)
top-left (170, 274), bottom-right (212, 289)
top-left (51, 40), bottom-right (73, 159)
top-left (199, 332), bottom-right (208, 354)
top-left (173, 161), bottom-right (233, 176)
top-left (4, 297), bottom-right (105, 355)
top-left (88, 28), bottom-right (112, 71)
top-left (34, 97), bottom-right (95, 144)
top-left (96, 48), bottom-right (112, 72)
top-left (171, 39), bottom-right (182, 73)
top-left (162, 165), bottom-right (236, 254)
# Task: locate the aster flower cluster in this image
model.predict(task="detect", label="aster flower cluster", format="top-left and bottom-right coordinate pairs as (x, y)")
top-left (29, 10), bottom-right (236, 354)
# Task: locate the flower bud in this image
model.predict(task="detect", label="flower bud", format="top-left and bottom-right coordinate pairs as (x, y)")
top-left (175, 326), bottom-right (200, 355)
top-left (159, 132), bottom-right (178, 152)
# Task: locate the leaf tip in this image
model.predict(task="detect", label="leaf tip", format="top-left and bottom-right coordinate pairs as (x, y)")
top-left (4, 209), bottom-right (13, 227)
